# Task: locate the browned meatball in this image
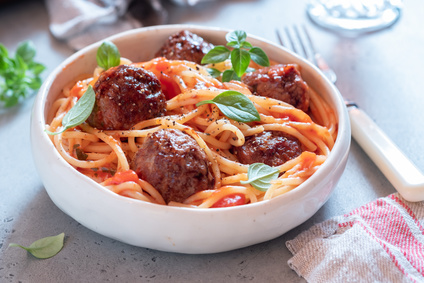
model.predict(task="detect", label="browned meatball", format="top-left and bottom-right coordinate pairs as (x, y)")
top-left (241, 64), bottom-right (310, 112)
top-left (131, 129), bottom-right (214, 204)
top-left (155, 30), bottom-right (214, 64)
top-left (87, 65), bottom-right (166, 130)
top-left (234, 131), bottom-right (303, 167)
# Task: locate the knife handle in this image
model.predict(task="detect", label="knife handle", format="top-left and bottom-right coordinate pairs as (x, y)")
top-left (348, 106), bottom-right (424, 202)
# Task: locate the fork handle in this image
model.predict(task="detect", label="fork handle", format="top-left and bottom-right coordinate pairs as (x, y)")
top-left (348, 106), bottom-right (424, 202)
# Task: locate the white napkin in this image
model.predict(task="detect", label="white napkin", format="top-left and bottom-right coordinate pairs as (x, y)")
top-left (45, 0), bottom-right (167, 50)
top-left (287, 193), bottom-right (424, 282)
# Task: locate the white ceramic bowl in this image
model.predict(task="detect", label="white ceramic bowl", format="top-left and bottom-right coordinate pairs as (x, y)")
top-left (31, 24), bottom-right (350, 254)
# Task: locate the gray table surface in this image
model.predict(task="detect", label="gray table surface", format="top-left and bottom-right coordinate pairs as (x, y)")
top-left (1, 0), bottom-right (424, 282)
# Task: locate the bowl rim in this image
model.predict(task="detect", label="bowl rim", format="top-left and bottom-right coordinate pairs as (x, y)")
top-left (33, 24), bottom-right (351, 214)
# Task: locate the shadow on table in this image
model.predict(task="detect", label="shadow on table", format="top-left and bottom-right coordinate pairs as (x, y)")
top-left (1, 183), bottom-right (304, 282)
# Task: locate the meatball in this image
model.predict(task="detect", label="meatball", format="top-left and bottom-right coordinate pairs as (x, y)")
top-left (131, 129), bottom-right (214, 203)
top-left (241, 64), bottom-right (310, 112)
top-left (87, 65), bottom-right (166, 130)
top-left (155, 30), bottom-right (214, 64)
top-left (234, 131), bottom-right (303, 167)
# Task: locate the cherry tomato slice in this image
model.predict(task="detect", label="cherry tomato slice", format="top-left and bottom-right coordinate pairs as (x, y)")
top-left (103, 170), bottom-right (139, 186)
top-left (211, 193), bottom-right (246, 208)
top-left (159, 73), bottom-right (180, 100)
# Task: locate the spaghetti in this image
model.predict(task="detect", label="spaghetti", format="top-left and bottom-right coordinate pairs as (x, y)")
top-left (46, 55), bottom-right (337, 208)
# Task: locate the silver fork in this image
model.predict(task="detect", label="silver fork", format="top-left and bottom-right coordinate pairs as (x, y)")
top-left (276, 25), bottom-right (337, 84)
top-left (276, 25), bottom-right (424, 202)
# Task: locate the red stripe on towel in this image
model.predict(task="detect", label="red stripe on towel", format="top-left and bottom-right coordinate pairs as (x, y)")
top-left (339, 198), bottom-right (424, 279)
top-left (389, 194), bottom-right (424, 233)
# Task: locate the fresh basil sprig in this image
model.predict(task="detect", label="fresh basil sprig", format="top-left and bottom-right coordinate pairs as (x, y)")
top-left (0, 40), bottom-right (46, 107)
top-left (9, 232), bottom-right (65, 259)
top-left (240, 163), bottom-right (280, 191)
top-left (201, 30), bottom-right (270, 82)
top-left (46, 85), bottom-right (95, 135)
top-left (96, 41), bottom-right (120, 70)
top-left (196, 90), bottom-right (260, 123)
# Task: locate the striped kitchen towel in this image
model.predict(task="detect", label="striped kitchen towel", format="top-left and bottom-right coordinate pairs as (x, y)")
top-left (286, 193), bottom-right (424, 283)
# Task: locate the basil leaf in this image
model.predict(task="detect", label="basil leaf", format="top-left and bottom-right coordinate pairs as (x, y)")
top-left (28, 62), bottom-right (46, 75)
top-left (96, 41), bottom-right (120, 70)
top-left (0, 44), bottom-right (9, 58)
top-left (226, 30), bottom-right (246, 44)
top-left (226, 41), bottom-right (240, 49)
top-left (240, 163), bottom-right (280, 191)
top-left (249, 47), bottom-right (270, 67)
top-left (0, 56), bottom-right (8, 71)
top-left (196, 90), bottom-right (260, 123)
top-left (221, 69), bottom-right (240, 82)
top-left (0, 41), bottom-right (45, 107)
top-left (62, 85), bottom-right (95, 127)
top-left (14, 54), bottom-right (27, 78)
top-left (16, 41), bottom-right (36, 64)
top-left (240, 41), bottom-right (253, 49)
top-left (201, 30), bottom-right (271, 82)
top-left (201, 46), bottom-right (230, 64)
top-left (9, 232), bottom-right (65, 259)
top-left (206, 67), bottom-right (222, 78)
top-left (27, 77), bottom-right (42, 90)
top-left (46, 85), bottom-right (95, 135)
top-left (231, 49), bottom-right (250, 77)
top-left (0, 45), bottom-right (9, 71)
top-left (4, 92), bottom-right (19, 108)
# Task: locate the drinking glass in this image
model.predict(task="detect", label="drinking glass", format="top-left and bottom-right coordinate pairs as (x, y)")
top-left (306, 0), bottom-right (404, 34)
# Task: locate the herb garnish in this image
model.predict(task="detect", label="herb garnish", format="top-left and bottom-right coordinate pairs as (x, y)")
top-left (96, 41), bottom-right (120, 70)
top-left (46, 85), bottom-right (95, 135)
top-left (9, 232), bottom-right (65, 259)
top-left (75, 147), bottom-right (88, 160)
top-left (241, 163), bottom-right (280, 191)
top-left (201, 30), bottom-right (270, 82)
top-left (46, 41), bottom-right (121, 135)
top-left (196, 90), bottom-right (260, 123)
top-left (0, 40), bottom-right (46, 107)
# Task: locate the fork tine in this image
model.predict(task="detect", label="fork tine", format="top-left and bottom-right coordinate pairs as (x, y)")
top-left (284, 26), bottom-right (300, 55)
top-left (301, 26), bottom-right (337, 83)
top-left (293, 25), bottom-right (315, 64)
top-left (275, 28), bottom-right (285, 47)
top-left (275, 27), bottom-right (299, 56)
top-left (276, 26), bottom-right (307, 59)
top-left (277, 25), bottom-right (337, 84)
top-left (300, 25), bottom-right (318, 60)
top-left (293, 26), bottom-right (308, 59)
top-left (275, 27), bottom-right (292, 52)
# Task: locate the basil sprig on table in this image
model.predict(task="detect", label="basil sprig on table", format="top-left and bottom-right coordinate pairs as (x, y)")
top-left (201, 30), bottom-right (270, 82)
top-left (46, 86), bottom-right (95, 135)
top-left (0, 40), bottom-right (46, 107)
top-left (241, 163), bottom-right (280, 191)
top-left (9, 232), bottom-right (65, 259)
top-left (196, 90), bottom-right (260, 123)
top-left (96, 41), bottom-right (120, 70)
